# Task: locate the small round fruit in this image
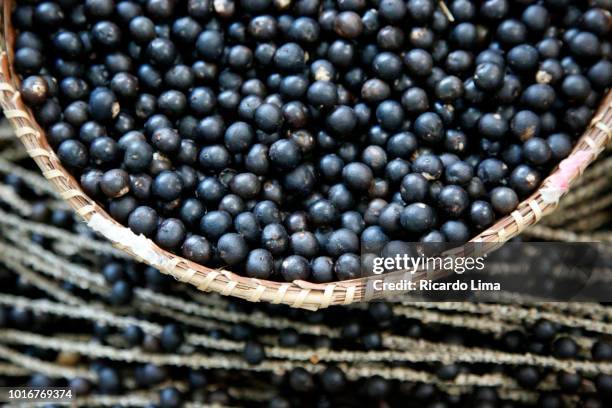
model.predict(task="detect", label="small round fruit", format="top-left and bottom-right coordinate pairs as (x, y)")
top-left (88, 87), bottom-right (119, 122)
top-left (100, 169), bottom-right (130, 198)
top-left (181, 235), bottom-right (212, 264)
top-left (342, 163), bottom-right (373, 191)
top-left (20, 75), bottom-right (50, 105)
top-left (470, 200), bottom-right (495, 230)
top-left (490, 187), bottom-right (519, 215)
top-left (152, 171), bottom-right (183, 201)
top-left (523, 137), bottom-right (552, 165)
top-left (334, 253), bottom-right (361, 280)
top-left (57, 139), bottom-right (88, 169)
top-left (438, 185), bottom-right (469, 217)
top-left (400, 203), bottom-right (436, 233)
top-left (245, 249), bottom-right (274, 279)
top-left (473, 62), bottom-right (504, 91)
top-left (128, 206), bottom-right (158, 237)
top-left (325, 228), bottom-right (359, 257)
top-left (280, 255), bottom-right (311, 281)
top-left (311, 256), bottom-right (334, 282)
top-left (155, 218), bottom-right (186, 250)
top-left (217, 233), bottom-right (248, 265)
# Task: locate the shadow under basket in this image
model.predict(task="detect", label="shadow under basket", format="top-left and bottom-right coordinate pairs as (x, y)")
top-left (0, 1), bottom-right (611, 310)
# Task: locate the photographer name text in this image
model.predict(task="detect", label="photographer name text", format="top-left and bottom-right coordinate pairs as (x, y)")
top-left (372, 279), bottom-right (501, 292)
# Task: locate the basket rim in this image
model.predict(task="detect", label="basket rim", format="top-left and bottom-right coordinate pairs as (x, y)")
top-left (0, 1), bottom-right (610, 310)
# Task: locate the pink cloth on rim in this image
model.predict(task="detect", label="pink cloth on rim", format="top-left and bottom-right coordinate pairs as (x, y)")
top-left (547, 150), bottom-right (592, 191)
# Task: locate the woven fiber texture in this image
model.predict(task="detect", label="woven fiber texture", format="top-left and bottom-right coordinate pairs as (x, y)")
top-left (525, 149), bottom-right (612, 242)
top-left (0, 0), bottom-right (610, 309)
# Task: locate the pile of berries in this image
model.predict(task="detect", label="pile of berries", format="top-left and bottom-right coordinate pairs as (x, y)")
top-left (13, 0), bottom-right (612, 282)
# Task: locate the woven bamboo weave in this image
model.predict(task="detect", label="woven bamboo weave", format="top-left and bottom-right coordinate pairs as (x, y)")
top-left (0, 0), bottom-right (610, 310)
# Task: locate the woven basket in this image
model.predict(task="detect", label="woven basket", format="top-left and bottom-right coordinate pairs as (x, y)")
top-left (0, 2), bottom-right (610, 310)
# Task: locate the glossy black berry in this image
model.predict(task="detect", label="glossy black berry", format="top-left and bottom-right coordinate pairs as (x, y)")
top-left (441, 220), bottom-right (470, 243)
top-left (156, 219), bottom-right (186, 250)
top-left (129, 16), bottom-right (156, 44)
top-left (470, 200), bottom-right (495, 230)
top-left (280, 255), bottom-right (311, 281)
top-left (181, 235), bottom-right (212, 264)
top-left (199, 145), bottom-right (231, 171)
top-left (57, 139), bottom-right (88, 169)
top-left (244, 248), bottom-right (273, 279)
top-left (490, 187), bottom-right (519, 215)
top-left (515, 366), bottom-right (541, 389)
top-left (438, 185), bottom-right (469, 217)
top-left (217, 233), bottom-right (249, 265)
top-left (592, 341), bottom-right (612, 362)
top-left (20, 75), bottom-right (50, 105)
top-left (399, 173), bottom-right (428, 204)
top-left (478, 113), bottom-right (508, 140)
top-left (200, 211), bottom-right (232, 240)
top-left (152, 171), bottom-right (183, 201)
top-left (445, 161), bottom-right (473, 186)
top-left (557, 371), bottom-right (581, 393)
top-left (261, 223), bottom-right (289, 255)
top-left (523, 137), bottom-right (552, 165)
top-left (404, 49), bottom-right (433, 77)
top-left (374, 204), bottom-right (400, 235)
top-left (477, 158), bottom-right (507, 186)
top-left (334, 11), bottom-right (363, 39)
top-left (92, 21), bottom-right (122, 49)
top-left (98, 367), bottom-right (121, 394)
top-left (412, 154), bottom-right (443, 181)
top-left (334, 253), bottom-right (361, 280)
top-left (435, 76), bottom-right (463, 102)
top-left (100, 169), bottom-right (130, 198)
top-left (507, 44), bottom-right (539, 73)
top-left (269, 139), bottom-right (302, 170)
top-left (509, 165), bottom-right (540, 197)
top-left (400, 203), bottom-right (436, 233)
top-left (511, 110), bottom-right (541, 142)
top-left (401, 88), bottom-right (429, 115)
top-left (128, 206), bottom-right (158, 237)
top-left (378, 0), bottom-right (406, 22)
top-left (341, 162), bottom-right (372, 192)
top-left (274, 43), bottom-right (306, 72)
top-left (370, 54), bottom-right (401, 84)
top-left (547, 133), bottom-right (572, 161)
top-left (147, 38), bottom-right (177, 67)
top-left (311, 256), bottom-right (334, 282)
top-left (109, 280), bottom-right (133, 305)
top-left (562, 74), bottom-right (592, 103)
top-left (159, 387), bottom-right (182, 408)
top-left (15, 47), bottom-right (44, 75)
top-left (254, 103), bottom-right (283, 133)
top-left (151, 128), bottom-right (180, 154)
top-left (570, 31), bottom-right (602, 59)
top-left (325, 228), bottom-right (359, 257)
top-left (415, 112), bottom-right (444, 144)
top-left (328, 105), bottom-right (358, 136)
top-left (521, 84), bottom-right (556, 111)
